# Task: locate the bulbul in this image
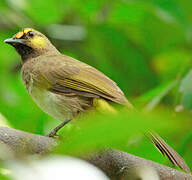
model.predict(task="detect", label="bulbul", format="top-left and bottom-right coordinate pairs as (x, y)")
top-left (4, 28), bottom-right (190, 173)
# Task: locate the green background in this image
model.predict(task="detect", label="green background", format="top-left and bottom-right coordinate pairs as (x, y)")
top-left (0, 0), bottom-right (192, 174)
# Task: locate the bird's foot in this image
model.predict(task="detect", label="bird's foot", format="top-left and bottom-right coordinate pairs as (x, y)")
top-left (46, 119), bottom-right (71, 137)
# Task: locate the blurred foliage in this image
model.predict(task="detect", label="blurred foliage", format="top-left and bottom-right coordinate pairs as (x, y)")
top-left (0, 0), bottom-right (192, 175)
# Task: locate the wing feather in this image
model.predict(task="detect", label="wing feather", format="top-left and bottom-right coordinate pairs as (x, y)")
top-left (34, 55), bottom-right (131, 105)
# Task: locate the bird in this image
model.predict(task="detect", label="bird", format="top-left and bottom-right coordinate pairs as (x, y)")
top-left (4, 28), bottom-right (190, 173)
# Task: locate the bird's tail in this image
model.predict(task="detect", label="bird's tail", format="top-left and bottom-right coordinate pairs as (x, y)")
top-left (93, 98), bottom-right (190, 173)
top-left (146, 131), bottom-right (191, 174)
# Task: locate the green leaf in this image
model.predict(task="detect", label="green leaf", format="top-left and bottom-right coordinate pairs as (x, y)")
top-left (136, 80), bottom-right (178, 110)
top-left (179, 70), bottom-right (192, 110)
top-left (181, 90), bottom-right (192, 110)
top-left (55, 110), bottom-right (187, 160)
top-left (180, 70), bottom-right (192, 92)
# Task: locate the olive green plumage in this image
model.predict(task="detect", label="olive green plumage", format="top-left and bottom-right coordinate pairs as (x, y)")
top-left (5, 28), bottom-right (133, 122)
top-left (4, 28), bottom-right (190, 173)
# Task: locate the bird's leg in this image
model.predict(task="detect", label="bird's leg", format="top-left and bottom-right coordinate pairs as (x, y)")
top-left (47, 119), bottom-right (71, 137)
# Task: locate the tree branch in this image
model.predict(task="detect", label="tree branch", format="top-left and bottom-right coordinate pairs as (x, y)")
top-left (0, 126), bottom-right (191, 180)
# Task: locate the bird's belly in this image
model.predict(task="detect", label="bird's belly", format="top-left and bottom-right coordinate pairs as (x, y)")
top-left (29, 87), bottom-right (75, 121)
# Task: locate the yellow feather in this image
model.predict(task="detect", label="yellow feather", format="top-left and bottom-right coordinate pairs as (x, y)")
top-left (14, 28), bottom-right (33, 39)
top-left (14, 28), bottom-right (48, 49)
top-left (23, 28), bottom-right (33, 34)
top-left (93, 98), bottom-right (117, 114)
top-left (31, 36), bottom-right (48, 49)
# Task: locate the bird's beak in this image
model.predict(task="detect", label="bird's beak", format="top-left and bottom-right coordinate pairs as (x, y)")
top-left (4, 38), bottom-right (25, 45)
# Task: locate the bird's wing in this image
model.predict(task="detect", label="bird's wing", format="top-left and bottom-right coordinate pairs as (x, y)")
top-left (147, 131), bottom-right (191, 174)
top-left (34, 55), bottom-right (132, 107)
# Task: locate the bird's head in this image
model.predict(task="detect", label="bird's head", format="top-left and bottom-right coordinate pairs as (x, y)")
top-left (4, 28), bottom-right (58, 62)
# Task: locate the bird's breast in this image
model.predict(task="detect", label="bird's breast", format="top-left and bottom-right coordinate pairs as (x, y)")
top-left (22, 66), bottom-right (73, 121)
top-left (30, 85), bottom-right (74, 121)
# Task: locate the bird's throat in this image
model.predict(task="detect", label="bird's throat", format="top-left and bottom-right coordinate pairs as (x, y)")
top-left (14, 44), bottom-right (40, 63)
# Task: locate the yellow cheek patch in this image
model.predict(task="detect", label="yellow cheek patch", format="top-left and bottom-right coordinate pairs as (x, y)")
top-left (13, 28), bottom-right (47, 49)
top-left (31, 36), bottom-right (48, 49)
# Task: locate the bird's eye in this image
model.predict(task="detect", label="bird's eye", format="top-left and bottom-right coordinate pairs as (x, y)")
top-left (27, 31), bottom-right (35, 37)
